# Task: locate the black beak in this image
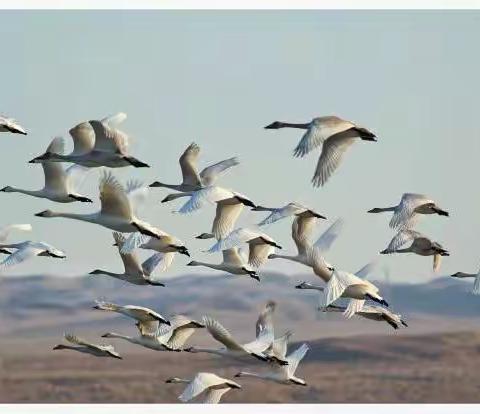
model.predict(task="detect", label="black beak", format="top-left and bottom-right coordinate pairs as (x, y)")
top-left (264, 121), bottom-right (281, 129)
top-left (401, 320), bottom-right (408, 327)
top-left (433, 207), bottom-right (449, 217)
top-left (149, 181), bottom-right (161, 188)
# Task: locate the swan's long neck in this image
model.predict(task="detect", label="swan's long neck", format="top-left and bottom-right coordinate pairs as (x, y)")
top-left (269, 253), bottom-right (302, 263)
top-left (273, 122), bottom-right (310, 129)
top-left (156, 183), bottom-right (185, 191)
top-left (5, 187), bottom-right (44, 198)
top-left (93, 270), bottom-right (124, 278)
top-left (49, 211), bottom-right (98, 223)
top-left (189, 347), bottom-right (223, 356)
top-left (236, 371), bottom-right (265, 379)
top-left (369, 206), bottom-right (396, 213)
top-left (299, 283), bottom-right (324, 291)
top-left (454, 272), bottom-right (476, 279)
top-left (104, 333), bottom-right (135, 342)
top-left (190, 262), bottom-right (225, 271)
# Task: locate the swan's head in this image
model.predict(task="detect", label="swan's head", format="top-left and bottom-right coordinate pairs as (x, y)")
top-left (290, 378), bottom-right (307, 386)
top-left (0, 186), bottom-right (15, 193)
top-left (165, 377), bottom-right (185, 384)
top-left (88, 269), bottom-right (105, 276)
top-left (161, 193), bottom-right (179, 203)
top-left (35, 209), bottom-right (56, 218)
top-left (149, 181), bottom-right (164, 188)
top-left (183, 346), bottom-right (199, 353)
top-left (295, 281), bottom-right (311, 289)
top-left (52, 344), bottom-right (68, 350)
top-left (170, 244), bottom-right (190, 257)
top-left (367, 208), bottom-right (384, 213)
top-left (267, 253), bottom-right (278, 260)
top-left (186, 260), bottom-right (200, 266)
top-left (28, 151), bottom-right (54, 164)
top-left (264, 121), bottom-right (284, 129)
top-left (242, 267), bottom-right (260, 281)
top-left (195, 233), bottom-right (214, 240)
top-left (450, 271), bottom-right (470, 279)
top-left (429, 204), bottom-right (449, 217)
top-left (101, 333), bottom-right (115, 338)
top-left (235, 196), bottom-right (256, 209)
top-left (44, 248), bottom-right (66, 259)
top-left (234, 372), bottom-right (247, 378)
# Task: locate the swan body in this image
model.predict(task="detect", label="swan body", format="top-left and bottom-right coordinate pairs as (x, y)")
top-left (93, 300), bottom-right (170, 326)
top-left (265, 116), bottom-right (377, 186)
top-left (0, 115), bottom-right (27, 135)
top-left (0, 240), bottom-right (65, 270)
top-left (29, 114), bottom-right (149, 168)
top-left (165, 372), bottom-right (241, 404)
top-left (451, 269), bottom-right (480, 295)
top-left (150, 142), bottom-right (239, 192)
top-left (53, 333), bottom-right (121, 359)
top-left (368, 193), bottom-right (449, 230)
top-left (35, 172), bottom-right (164, 238)
top-left (235, 343), bottom-right (309, 386)
top-left (252, 202), bottom-right (326, 226)
top-left (88, 232), bottom-right (168, 286)
top-left (2, 137), bottom-right (92, 203)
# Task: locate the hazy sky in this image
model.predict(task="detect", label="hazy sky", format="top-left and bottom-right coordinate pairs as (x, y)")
top-left (1, 11), bottom-right (479, 283)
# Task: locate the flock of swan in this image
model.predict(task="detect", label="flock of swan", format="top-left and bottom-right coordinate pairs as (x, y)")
top-left (0, 112), bottom-right (476, 403)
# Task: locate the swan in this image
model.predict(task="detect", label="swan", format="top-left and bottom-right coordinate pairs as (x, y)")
top-left (252, 202), bottom-right (326, 226)
top-left (173, 185), bottom-right (255, 215)
top-left (93, 299), bottom-right (170, 326)
top-left (0, 241), bottom-right (65, 270)
top-left (322, 268), bottom-right (388, 316)
top-left (368, 193), bottom-right (449, 230)
top-left (451, 268), bottom-right (480, 295)
top-left (29, 113), bottom-right (149, 168)
top-left (264, 330), bottom-right (294, 361)
top-left (1, 137), bottom-right (92, 203)
top-left (268, 217), bottom-right (344, 270)
top-left (150, 142), bottom-right (239, 192)
top-left (103, 314), bottom-right (205, 351)
top-left (185, 304), bottom-right (280, 364)
top-left (34, 172), bottom-right (164, 239)
top-left (0, 115), bottom-right (27, 135)
top-left (187, 248), bottom-right (259, 281)
top-left (323, 303), bottom-right (408, 330)
top-left (0, 223), bottom-right (32, 242)
top-left (88, 232), bottom-right (168, 286)
top-left (234, 343), bottom-right (309, 386)
top-left (380, 229), bottom-right (449, 272)
top-left (265, 116), bottom-right (376, 186)
top-left (195, 195), bottom-right (255, 240)
top-left (52, 333), bottom-right (121, 359)
top-left (165, 372), bottom-right (241, 404)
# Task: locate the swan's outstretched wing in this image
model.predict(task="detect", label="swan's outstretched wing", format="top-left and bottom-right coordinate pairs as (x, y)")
top-left (473, 272), bottom-right (480, 295)
top-left (212, 201), bottom-right (244, 240)
top-left (248, 242), bottom-right (275, 269)
top-left (389, 193), bottom-right (431, 230)
top-left (176, 186), bottom-right (233, 215)
top-left (269, 331), bottom-right (293, 360)
top-left (203, 388), bottom-right (231, 404)
top-left (90, 120), bottom-right (129, 154)
top-left (178, 373), bottom-right (228, 403)
top-left (142, 252), bottom-right (174, 276)
top-left (258, 203), bottom-right (305, 226)
top-left (293, 116), bottom-right (354, 158)
top-left (203, 316), bottom-right (244, 351)
top-left (112, 232), bottom-right (143, 275)
top-left (65, 164), bottom-right (91, 192)
top-left (0, 242), bottom-right (45, 270)
top-left (355, 260), bottom-right (378, 280)
top-left (222, 248), bottom-right (245, 266)
top-left (311, 130), bottom-right (357, 187)
top-left (208, 227), bottom-right (266, 253)
top-left (42, 137), bottom-right (68, 192)
top-left (343, 299), bottom-right (366, 319)
top-left (101, 112), bottom-right (127, 127)
top-left (126, 180), bottom-right (149, 215)
top-left (121, 232), bottom-right (149, 254)
top-left (433, 254), bottom-right (442, 272)
top-left (200, 157), bottom-right (239, 186)
top-left (382, 230), bottom-right (421, 253)
top-left (324, 270), bottom-right (361, 307)
top-left (292, 215), bottom-right (317, 255)
top-left (99, 173), bottom-right (133, 219)
top-left (179, 142), bottom-right (202, 186)
top-left (312, 218), bottom-right (345, 253)
top-left (286, 343), bottom-right (309, 377)
top-left (69, 121), bottom-right (95, 155)
top-left (0, 224), bottom-right (32, 242)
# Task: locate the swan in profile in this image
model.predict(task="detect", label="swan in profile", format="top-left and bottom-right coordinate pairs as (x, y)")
top-left (29, 113), bottom-right (149, 168)
top-left (1, 137), bottom-right (92, 203)
top-left (88, 232), bottom-right (167, 286)
top-left (186, 302), bottom-right (280, 364)
top-left (195, 195), bottom-right (255, 240)
top-left (380, 230), bottom-right (449, 272)
top-left (252, 202), bottom-right (326, 226)
top-left (265, 116), bottom-right (376, 186)
top-left (173, 185), bottom-right (255, 215)
top-left (451, 268), bottom-right (480, 295)
top-left (0, 115), bottom-right (27, 135)
top-left (103, 314), bottom-right (205, 351)
top-left (368, 193), bottom-right (449, 230)
top-left (187, 248), bottom-right (259, 281)
top-left (234, 343), bottom-right (309, 386)
top-left (323, 304), bottom-right (408, 330)
top-left (0, 241), bottom-right (65, 270)
top-left (93, 300), bottom-right (170, 326)
top-left (34, 172), bottom-right (164, 239)
top-left (52, 333), bottom-right (121, 359)
top-left (165, 372), bottom-right (241, 404)
top-left (321, 268), bottom-right (388, 318)
top-left (150, 142), bottom-right (239, 192)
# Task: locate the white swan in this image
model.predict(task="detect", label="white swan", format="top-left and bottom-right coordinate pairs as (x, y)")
top-left (265, 116), bottom-right (376, 186)
top-left (0, 115), bottom-right (27, 135)
top-left (322, 269), bottom-right (388, 316)
top-left (252, 202), bottom-right (326, 226)
top-left (187, 248), bottom-right (259, 281)
top-left (165, 372), bottom-right (241, 404)
top-left (0, 240), bottom-right (65, 270)
top-left (323, 303), bottom-right (408, 330)
top-left (368, 193), bottom-right (449, 230)
top-left (150, 142), bottom-right (239, 192)
top-left (451, 268), bottom-right (480, 295)
top-left (185, 304), bottom-right (279, 364)
top-left (103, 314), bottom-right (205, 351)
top-left (235, 343), bottom-right (309, 386)
top-left (0, 224), bottom-right (32, 243)
top-left (52, 333), bottom-right (121, 359)
top-left (174, 185), bottom-right (255, 215)
top-left (380, 229), bottom-right (449, 272)
top-left (34, 172), bottom-right (164, 239)
top-left (88, 232), bottom-right (167, 286)
top-left (1, 137), bottom-right (92, 203)
top-left (29, 113), bottom-right (149, 168)
top-left (93, 299), bottom-right (170, 327)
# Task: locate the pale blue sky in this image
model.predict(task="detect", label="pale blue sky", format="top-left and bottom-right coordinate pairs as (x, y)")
top-left (1, 11), bottom-right (478, 282)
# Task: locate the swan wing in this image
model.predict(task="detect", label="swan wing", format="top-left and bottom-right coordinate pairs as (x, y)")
top-left (120, 232), bottom-right (150, 254)
top-left (292, 215), bottom-right (317, 255)
top-left (389, 193), bottom-right (430, 230)
top-left (126, 179), bottom-right (149, 215)
top-left (200, 157), bottom-right (240, 186)
top-left (222, 248), bottom-right (244, 266)
top-left (142, 252), bottom-right (174, 275)
top-left (42, 137), bottom-right (68, 192)
top-left (112, 232), bottom-right (143, 275)
top-left (0, 243), bottom-right (43, 270)
top-left (324, 270), bottom-right (360, 307)
top-left (343, 299), bottom-right (366, 319)
top-left (0, 224), bottom-right (32, 242)
top-left (203, 316), bottom-right (244, 351)
top-left (212, 201), bottom-right (244, 240)
top-left (90, 120), bottom-right (129, 154)
top-left (286, 343), bottom-right (309, 377)
top-left (258, 203), bottom-right (304, 226)
top-left (208, 227), bottom-right (259, 253)
top-left (69, 121), bottom-right (95, 155)
top-left (179, 373), bottom-right (226, 403)
top-left (203, 388), bottom-right (231, 404)
top-left (312, 217), bottom-right (345, 253)
top-left (99, 172), bottom-right (133, 219)
top-left (179, 142), bottom-right (202, 186)
top-left (248, 242), bottom-right (275, 269)
top-left (383, 230), bottom-right (420, 253)
top-left (311, 130), bottom-right (357, 187)
top-left (355, 260), bottom-right (378, 280)
top-left (101, 112), bottom-right (127, 127)
top-left (473, 273), bottom-right (480, 295)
